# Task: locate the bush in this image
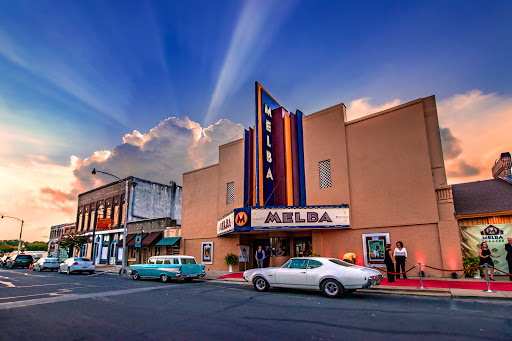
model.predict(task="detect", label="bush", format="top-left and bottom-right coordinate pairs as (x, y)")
top-left (224, 253), bottom-right (238, 266)
top-left (309, 253), bottom-right (320, 257)
top-left (463, 256), bottom-right (481, 278)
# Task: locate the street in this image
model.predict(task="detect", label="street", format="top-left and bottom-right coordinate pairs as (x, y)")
top-left (0, 268), bottom-right (511, 340)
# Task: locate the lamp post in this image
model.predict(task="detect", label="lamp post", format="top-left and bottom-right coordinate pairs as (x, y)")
top-left (92, 168), bottom-right (128, 275)
top-left (1, 215), bottom-right (24, 255)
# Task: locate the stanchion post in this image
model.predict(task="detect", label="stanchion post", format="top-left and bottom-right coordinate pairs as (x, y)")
top-left (484, 264), bottom-right (493, 293)
top-left (418, 263), bottom-right (427, 290)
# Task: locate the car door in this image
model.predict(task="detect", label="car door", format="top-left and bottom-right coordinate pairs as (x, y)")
top-left (275, 259), bottom-right (309, 287)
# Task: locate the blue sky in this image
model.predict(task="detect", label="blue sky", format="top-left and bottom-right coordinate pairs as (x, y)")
top-left (1, 1), bottom-right (511, 163)
top-left (1, 1), bottom-right (512, 240)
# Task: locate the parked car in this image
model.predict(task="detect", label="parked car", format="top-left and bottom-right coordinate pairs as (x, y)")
top-left (130, 255), bottom-right (206, 283)
top-left (0, 255), bottom-right (12, 267)
top-left (58, 257), bottom-right (95, 275)
top-left (243, 257), bottom-right (383, 298)
top-left (32, 258), bottom-right (60, 272)
top-left (5, 254), bottom-right (34, 269)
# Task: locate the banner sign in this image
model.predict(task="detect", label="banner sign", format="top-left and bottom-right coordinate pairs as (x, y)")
top-left (251, 206), bottom-right (349, 229)
top-left (96, 218), bottom-right (114, 230)
top-left (460, 224), bottom-right (511, 274)
top-left (217, 212), bottom-right (235, 236)
top-left (134, 235), bottom-right (142, 248)
top-left (239, 245), bottom-right (250, 263)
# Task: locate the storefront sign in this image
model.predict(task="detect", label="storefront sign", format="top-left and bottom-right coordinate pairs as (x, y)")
top-left (134, 235), bottom-right (142, 248)
top-left (217, 212), bottom-right (235, 236)
top-left (251, 206), bottom-right (349, 229)
top-left (201, 241), bottom-right (213, 264)
top-left (239, 245), bottom-right (250, 263)
top-left (97, 218), bottom-right (114, 229)
top-left (460, 224), bottom-right (511, 274)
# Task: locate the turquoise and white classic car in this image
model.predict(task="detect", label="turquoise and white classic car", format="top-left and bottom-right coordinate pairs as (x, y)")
top-left (130, 255), bottom-right (206, 283)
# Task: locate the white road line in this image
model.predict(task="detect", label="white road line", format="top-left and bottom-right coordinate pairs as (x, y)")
top-left (10, 283), bottom-right (81, 289)
top-left (0, 281), bottom-right (15, 288)
top-left (0, 285), bottom-right (174, 310)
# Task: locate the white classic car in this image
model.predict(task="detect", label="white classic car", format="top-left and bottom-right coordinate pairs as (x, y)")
top-left (243, 257), bottom-right (383, 298)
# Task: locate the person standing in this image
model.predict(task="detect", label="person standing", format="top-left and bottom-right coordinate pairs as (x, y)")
top-left (343, 252), bottom-right (356, 264)
top-left (393, 241), bottom-right (407, 279)
top-left (479, 242), bottom-right (499, 281)
top-left (255, 246), bottom-right (265, 268)
top-left (384, 244), bottom-right (395, 283)
top-left (506, 238), bottom-right (512, 281)
top-left (263, 246), bottom-right (271, 268)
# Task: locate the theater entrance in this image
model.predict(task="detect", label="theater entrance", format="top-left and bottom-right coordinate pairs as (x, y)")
top-left (294, 237), bottom-right (312, 257)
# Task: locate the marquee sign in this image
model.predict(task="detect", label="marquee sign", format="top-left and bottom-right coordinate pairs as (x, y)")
top-left (217, 205), bottom-right (349, 236)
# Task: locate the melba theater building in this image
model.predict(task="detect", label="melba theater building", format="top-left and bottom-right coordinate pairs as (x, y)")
top-left (181, 83), bottom-right (462, 277)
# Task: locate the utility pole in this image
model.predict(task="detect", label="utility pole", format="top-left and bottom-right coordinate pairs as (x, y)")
top-left (1, 215), bottom-right (24, 255)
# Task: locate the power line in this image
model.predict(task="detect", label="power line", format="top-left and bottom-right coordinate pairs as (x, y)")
top-left (0, 163), bottom-right (110, 184)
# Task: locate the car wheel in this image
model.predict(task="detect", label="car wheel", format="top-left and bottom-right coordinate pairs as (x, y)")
top-left (66, 267), bottom-right (71, 275)
top-left (321, 279), bottom-right (343, 298)
top-left (160, 274), bottom-right (169, 283)
top-left (184, 278), bottom-right (193, 283)
top-left (132, 271), bottom-right (140, 280)
top-left (253, 276), bottom-right (270, 292)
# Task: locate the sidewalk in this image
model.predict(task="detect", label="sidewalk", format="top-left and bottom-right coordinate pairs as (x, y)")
top-left (207, 271), bottom-right (512, 301)
top-left (94, 264), bottom-right (122, 274)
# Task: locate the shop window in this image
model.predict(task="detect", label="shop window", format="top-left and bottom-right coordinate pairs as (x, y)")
top-left (97, 205), bottom-right (105, 225)
top-left (319, 160), bottom-right (332, 189)
top-left (269, 237), bottom-right (290, 256)
top-left (226, 182), bottom-right (235, 205)
top-left (90, 211), bottom-right (96, 229)
top-left (106, 207), bottom-right (112, 220)
top-left (84, 212), bottom-right (90, 230)
top-left (78, 213), bottom-right (83, 232)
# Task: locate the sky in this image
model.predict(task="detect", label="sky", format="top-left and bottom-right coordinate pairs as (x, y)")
top-left (0, 1), bottom-right (511, 241)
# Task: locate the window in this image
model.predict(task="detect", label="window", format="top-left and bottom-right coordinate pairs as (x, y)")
top-left (84, 212), bottom-right (90, 230)
top-left (307, 260), bottom-right (323, 269)
top-left (155, 246), bottom-right (161, 256)
top-left (269, 237), bottom-right (290, 256)
top-left (180, 258), bottom-right (197, 265)
top-left (78, 213), bottom-right (83, 232)
top-left (289, 259), bottom-right (308, 269)
top-left (163, 259), bottom-right (171, 265)
top-left (113, 205), bottom-right (119, 225)
top-left (148, 258), bottom-right (156, 264)
top-left (155, 259), bottom-right (163, 265)
top-left (226, 182), bottom-right (235, 205)
top-left (330, 259), bottom-right (354, 267)
top-left (319, 160), bottom-right (332, 189)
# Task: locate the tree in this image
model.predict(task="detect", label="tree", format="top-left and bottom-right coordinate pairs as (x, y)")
top-left (57, 233), bottom-right (89, 258)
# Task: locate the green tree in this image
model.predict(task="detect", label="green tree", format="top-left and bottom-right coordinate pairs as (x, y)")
top-left (56, 233), bottom-right (89, 258)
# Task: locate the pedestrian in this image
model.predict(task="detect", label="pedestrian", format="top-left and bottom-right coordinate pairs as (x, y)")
top-left (479, 242), bottom-right (499, 281)
top-left (343, 252), bottom-right (356, 264)
top-left (393, 241), bottom-right (407, 279)
top-left (384, 244), bottom-right (395, 283)
top-left (506, 238), bottom-right (512, 281)
top-left (255, 246), bottom-right (265, 268)
top-left (263, 246), bottom-right (271, 268)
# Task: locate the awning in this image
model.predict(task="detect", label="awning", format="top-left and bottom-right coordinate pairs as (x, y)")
top-left (127, 233), bottom-right (148, 247)
top-left (119, 234), bottom-right (136, 247)
top-left (141, 232), bottom-right (162, 246)
top-left (155, 237), bottom-right (181, 246)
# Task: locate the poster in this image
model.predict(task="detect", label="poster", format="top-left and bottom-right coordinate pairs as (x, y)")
top-left (134, 235), bottom-right (142, 248)
top-left (201, 241), bottom-right (213, 264)
top-left (368, 240), bottom-right (385, 262)
top-left (239, 245), bottom-right (249, 263)
top-left (460, 224), bottom-right (511, 275)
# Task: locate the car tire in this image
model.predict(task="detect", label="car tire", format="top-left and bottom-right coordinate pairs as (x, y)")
top-left (66, 267), bottom-right (71, 275)
top-left (321, 279), bottom-right (343, 298)
top-left (132, 271), bottom-right (140, 280)
top-left (184, 278), bottom-right (193, 283)
top-left (253, 276), bottom-right (270, 292)
top-left (160, 274), bottom-right (169, 283)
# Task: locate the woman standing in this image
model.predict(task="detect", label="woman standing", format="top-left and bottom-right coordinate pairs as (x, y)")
top-left (479, 242), bottom-right (500, 281)
top-left (384, 244), bottom-right (395, 283)
top-left (393, 241), bottom-right (407, 279)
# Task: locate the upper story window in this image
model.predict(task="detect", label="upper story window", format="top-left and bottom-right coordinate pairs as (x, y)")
top-left (319, 159), bottom-right (332, 189)
top-left (226, 182), bottom-right (235, 205)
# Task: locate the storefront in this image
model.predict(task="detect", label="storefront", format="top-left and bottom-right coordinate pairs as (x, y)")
top-left (181, 83), bottom-right (463, 277)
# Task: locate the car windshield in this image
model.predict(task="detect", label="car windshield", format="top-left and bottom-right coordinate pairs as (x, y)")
top-left (17, 255), bottom-right (32, 260)
top-left (180, 258), bottom-right (197, 265)
top-left (80, 258), bottom-right (91, 262)
top-left (329, 259), bottom-right (355, 267)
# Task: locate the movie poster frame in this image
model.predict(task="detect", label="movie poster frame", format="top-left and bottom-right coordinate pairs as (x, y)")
top-left (201, 241), bottom-right (213, 265)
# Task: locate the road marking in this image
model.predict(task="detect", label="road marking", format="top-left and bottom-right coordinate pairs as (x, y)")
top-left (0, 281), bottom-right (15, 288)
top-left (0, 285), bottom-right (175, 310)
top-left (11, 283), bottom-right (81, 289)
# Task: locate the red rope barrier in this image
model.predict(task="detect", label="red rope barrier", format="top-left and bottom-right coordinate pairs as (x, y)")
top-left (370, 264), bottom-right (417, 275)
top-left (493, 267), bottom-right (512, 277)
top-left (423, 264), bottom-right (481, 272)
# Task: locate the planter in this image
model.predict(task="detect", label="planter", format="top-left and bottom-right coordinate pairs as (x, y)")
top-left (229, 265), bottom-right (233, 273)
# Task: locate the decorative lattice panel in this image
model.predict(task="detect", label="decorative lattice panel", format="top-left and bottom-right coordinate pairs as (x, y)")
top-left (319, 160), bottom-right (332, 189)
top-left (226, 182), bottom-right (235, 205)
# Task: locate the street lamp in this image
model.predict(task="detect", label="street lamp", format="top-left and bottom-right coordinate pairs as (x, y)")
top-left (91, 168), bottom-right (129, 275)
top-left (1, 215), bottom-right (24, 255)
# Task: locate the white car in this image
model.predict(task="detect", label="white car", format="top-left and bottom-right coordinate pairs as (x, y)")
top-left (32, 258), bottom-right (60, 272)
top-left (59, 257), bottom-right (95, 275)
top-left (243, 257), bottom-right (383, 298)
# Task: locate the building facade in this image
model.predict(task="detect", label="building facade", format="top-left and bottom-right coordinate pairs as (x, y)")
top-left (48, 222), bottom-right (75, 260)
top-left (181, 84), bottom-right (463, 277)
top-left (76, 177), bottom-right (182, 264)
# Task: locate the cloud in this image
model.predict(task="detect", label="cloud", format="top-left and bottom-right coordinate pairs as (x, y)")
top-left (447, 159), bottom-right (481, 178)
top-left (438, 90), bottom-right (512, 184)
top-left (440, 127), bottom-right (462, 160)
top-left (346, 97), bottom-right (401, 121)
top-left (204, 0), bottom-right (295, 125)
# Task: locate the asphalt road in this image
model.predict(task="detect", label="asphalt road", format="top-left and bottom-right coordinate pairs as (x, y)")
top-left (0, 267), bottom-right (511, 340)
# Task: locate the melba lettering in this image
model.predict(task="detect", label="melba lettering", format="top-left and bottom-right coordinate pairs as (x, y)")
top-left (264, 211), bottom-right (333, 224)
